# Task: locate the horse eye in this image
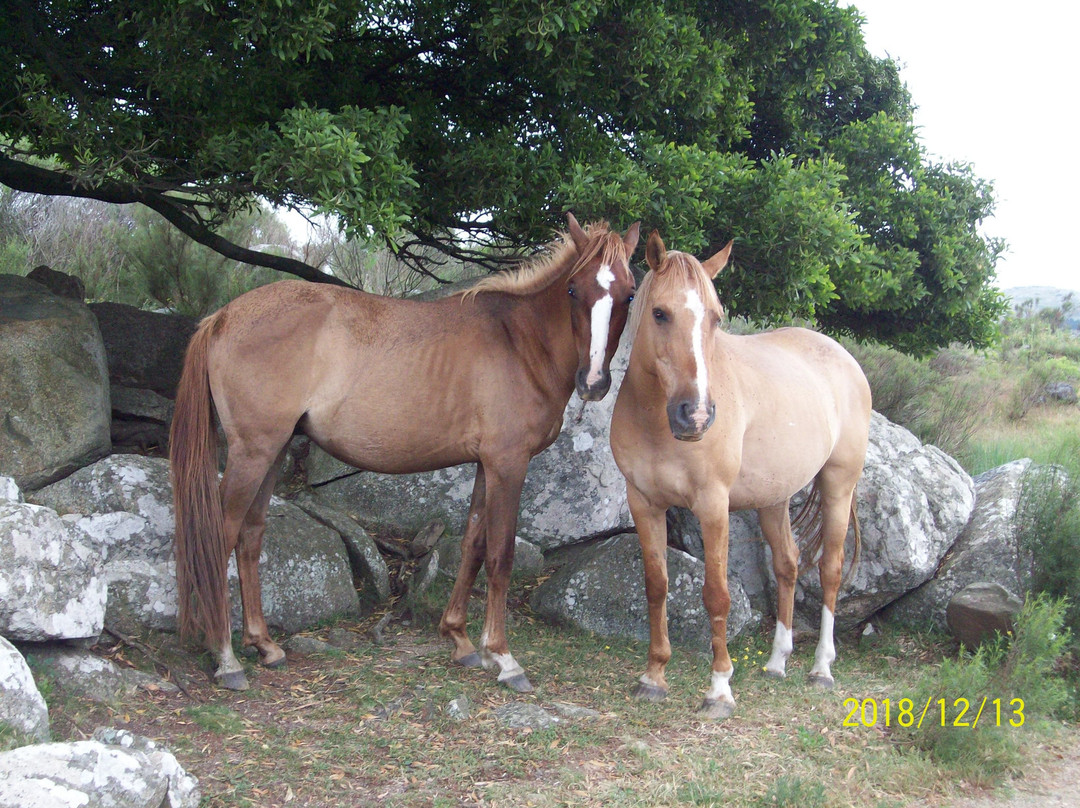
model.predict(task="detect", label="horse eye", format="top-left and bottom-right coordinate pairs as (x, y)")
top-left (628, 293), bottom-right (635, 303)
top-left (568, 286), bottom-right (577, 298)
top-left (653, 308), bottom-right (667, 322)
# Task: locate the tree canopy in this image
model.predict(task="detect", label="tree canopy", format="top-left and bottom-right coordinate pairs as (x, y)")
top-left (0, 0), bottom-right (1006, 352)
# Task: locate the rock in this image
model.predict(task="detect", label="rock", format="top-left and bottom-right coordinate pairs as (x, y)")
top-left (0, 637), bottom-right (50, 743)
top-left (781, 412), bottom-right (976, 631)
top-left (25, 265), bottom-right (84, 301)
top-left (0, 730), bottom-right (199, 807)
top-left (1040, 381), bottom-right (1077, 405)
top-left (549, 701), bottom-right (601, 720)
top-left (946, 582), bottom-right (1024, 648)
top-left (0, 478), bottom-right (21, 505)
top-left (108, 386), bottom-right (175, 453)
top-left (284, 636), bottom-right (336, 656)
top-left (0, 274), bottom-right (111, 491)
top-left (31, 455), bottom-right (183, 634)
top-left (666, 507), bottom-right (771, 617)
top-left (30, 455), bottom-right (362, 635)
top-left (228, 497), bottom-right (361, 634)
top-left (27, 648), bottom-right (178, 703)
top-left (0, 498), bottom-right (107, 642)
top-left (409, 520), bottom-right (445, 557)
top-left (89, 302), bottom-right (197, 399)
top-left (294, 497), bottom-right (392, 605)
top-left (434, 534), bottom-right (545, 585)
top-left (530, 533), bottom-right (754, 651)
top-left (403, 551), bottom-right (441, 607)
top-left (446, 694), bottom-right (471, 721)
top-left (884, 460), bottom-right (1032, 630)
top-left (308, 342), bottom-right (635, 551)
top-left (495, 702), bottom-right (559, 730)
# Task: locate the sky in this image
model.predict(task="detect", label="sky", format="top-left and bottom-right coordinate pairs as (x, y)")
top-left (850, 1), bottom-right (1079, 292)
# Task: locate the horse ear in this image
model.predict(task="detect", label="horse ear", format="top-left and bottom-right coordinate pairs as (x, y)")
top-left (645, 230), bottom-right (666, 272)
top-left (622, 221), bottom-right (641, 257)
top-left (567, 212), bottom-right (589, 252)
top-left (702, 240), bottom-right (733, 279)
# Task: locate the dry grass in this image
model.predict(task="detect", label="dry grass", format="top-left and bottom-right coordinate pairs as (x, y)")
top-left (33, 589), bottom-right (1077, 808)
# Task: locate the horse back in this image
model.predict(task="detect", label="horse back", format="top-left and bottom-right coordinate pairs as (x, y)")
top-left (203, 280), bottom-right (568, 473)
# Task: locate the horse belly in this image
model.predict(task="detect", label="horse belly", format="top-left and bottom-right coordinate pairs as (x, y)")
top-left (727, 417), bottom-right (834, 510)
top-left (304, 403), bottom-right (480, 475)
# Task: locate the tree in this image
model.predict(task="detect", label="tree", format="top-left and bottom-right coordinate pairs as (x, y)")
top-left (0, 0), bottom-right (1006, 351)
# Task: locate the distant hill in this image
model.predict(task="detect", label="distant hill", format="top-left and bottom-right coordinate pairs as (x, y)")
top-left (1005, 286), bottom-right (1080, 330)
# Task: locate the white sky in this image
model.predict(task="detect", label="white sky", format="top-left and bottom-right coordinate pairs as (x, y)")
top-left (850, 1), bottom-right (1079, 291)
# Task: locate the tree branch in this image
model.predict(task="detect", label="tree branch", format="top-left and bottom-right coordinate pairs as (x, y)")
top-left (0, 155), bottom-right (350, 286)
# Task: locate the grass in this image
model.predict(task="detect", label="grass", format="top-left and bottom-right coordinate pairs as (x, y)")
top-left (31, 593), bottom-right (1077, 808)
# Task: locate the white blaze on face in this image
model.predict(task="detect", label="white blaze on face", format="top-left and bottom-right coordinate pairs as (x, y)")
top-left (683, 288), bottom-right (710, 426)
top-left (585, 265), bottom-right (617, 386)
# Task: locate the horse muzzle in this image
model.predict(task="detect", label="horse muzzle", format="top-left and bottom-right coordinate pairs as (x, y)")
top-left (667, 399), bottom-right (716, 441)
top-left (576, 368), bottom-right (611, 402)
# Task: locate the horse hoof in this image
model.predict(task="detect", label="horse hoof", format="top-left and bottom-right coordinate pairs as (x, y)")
top-left (763, 668), bottom-right (786, 680)
top-left (455, 652), bottom-right (483, 668)
top-left (501, 674), bottom-right (534, 693)
top-left (632, 683), bottom-right (668, 703)
top-left (699, 698), bottom-right (736, 720)
top-left (257, 648), bottom-right (282, 669)
top-left (217, 670), bottom-right (250, 691)
top-left (807, 673), bottom-right (835, 689)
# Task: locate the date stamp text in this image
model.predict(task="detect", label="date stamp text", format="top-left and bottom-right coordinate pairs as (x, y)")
top-left (842, 697), bottom-right (1025, 729)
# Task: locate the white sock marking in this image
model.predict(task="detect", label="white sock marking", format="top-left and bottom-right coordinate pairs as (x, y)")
top-left (683, 289), bottom-right (710, 426)
top-left (810, 606), bottom-right (837, 680)
top-left (705, 667), bottom-right (735, 703)
top-left (765, 621), bottom-right (793, 676)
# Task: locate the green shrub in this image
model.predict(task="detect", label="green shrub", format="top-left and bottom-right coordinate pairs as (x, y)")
top-left (894, 595), bottom-right (1071, 785)
top-left (1016, 464), bottom-right (1080, 633)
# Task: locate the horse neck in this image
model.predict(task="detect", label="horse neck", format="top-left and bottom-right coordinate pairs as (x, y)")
top-left (499, 279), bottom-right (578, 398)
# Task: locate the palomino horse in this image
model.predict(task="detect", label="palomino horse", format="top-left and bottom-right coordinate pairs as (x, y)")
top-left (171, 213), bottom-right (640, 691)
top-left (610, 231), bottom-right (871, 719)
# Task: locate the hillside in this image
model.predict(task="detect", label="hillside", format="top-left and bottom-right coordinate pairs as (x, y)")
top-left (1005, 286), bottom-right (1080, 329)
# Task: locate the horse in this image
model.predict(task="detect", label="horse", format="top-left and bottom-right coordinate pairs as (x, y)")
top-left (609, 231), bottom-right (872, 719)
top-left (170, 213), bottom-right (640, 692)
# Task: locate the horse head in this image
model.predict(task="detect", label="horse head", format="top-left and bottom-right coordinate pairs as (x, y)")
top-left (636, 230), bottom-right (733, 441)
top-left (565, 213), bottom-right (640, 401)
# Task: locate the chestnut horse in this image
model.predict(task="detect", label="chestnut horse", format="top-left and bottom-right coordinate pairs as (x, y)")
top-left (609, 231), bottom-right (871, 719)
top-left (171, 214), bottom-right (640, 691)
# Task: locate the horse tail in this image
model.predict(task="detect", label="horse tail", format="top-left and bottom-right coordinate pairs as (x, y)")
top-left (792, 481), bottom-right (861, 588)
top-left (845, 485), bottom-right (862, 587)
top-left (170, 314), bottom-right (229, 646)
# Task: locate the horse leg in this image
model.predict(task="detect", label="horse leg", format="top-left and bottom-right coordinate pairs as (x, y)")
top-left (212, 443), bottom-right (280, 689)
top-left (440, 464), bottom-right (487, 667)
top-left (234, 447), bottom-right (288, 669)
top-left (475, 458), bottom-right (531, 692)
top-left (808, 483), bottom-right (855, 688)
top-left (697, 503), bottom-right (736, 719)
top-left (627, 485), bottom-right (671, 702)
top-left (759, 502), bottom-right (798, 679)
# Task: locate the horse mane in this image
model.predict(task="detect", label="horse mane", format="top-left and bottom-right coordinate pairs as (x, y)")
top-left (458, 220), bottom-right (620, 301)
top-left (627, 251), bottom-right (723, 343)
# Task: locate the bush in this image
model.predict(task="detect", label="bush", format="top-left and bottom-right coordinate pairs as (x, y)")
top-left (845, 339), bottom-right (990, 456)
top-left (894, 595), bottom-right (1071, 785)
top-left (1016, 463), bottom-right (1080, 633)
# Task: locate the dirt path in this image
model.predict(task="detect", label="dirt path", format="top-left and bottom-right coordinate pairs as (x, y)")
top-left (948, 728), bottom-right (1080, 807)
